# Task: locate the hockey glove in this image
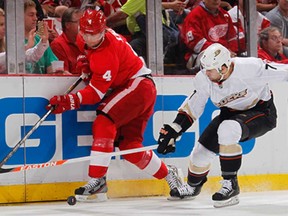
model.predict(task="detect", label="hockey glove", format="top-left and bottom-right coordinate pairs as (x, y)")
top-left (157, 124), bottom-right (180, 155)
top-left (47, 93), bottom-right (80, 114)
top-left (76, 55), bottom-right (91, 81)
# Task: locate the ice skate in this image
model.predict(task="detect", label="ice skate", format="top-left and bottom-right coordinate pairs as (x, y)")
top-left (212, 177), bottom-right (240, 208)
top-left (74, 176), bottom-right (108, 202)
top-left (165, 165), bottom-right (183, 189)
top-left (168, 177), bottom-right (207, 201)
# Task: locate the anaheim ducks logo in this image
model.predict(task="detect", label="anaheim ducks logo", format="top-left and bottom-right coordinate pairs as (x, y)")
top-left (216, 89), bottom-right (248, 107)
top-left (214, 49), bottom-right (221, 57)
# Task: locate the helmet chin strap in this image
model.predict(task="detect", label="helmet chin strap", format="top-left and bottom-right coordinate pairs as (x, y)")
top-left (217, 67), bottom-right (229, 82)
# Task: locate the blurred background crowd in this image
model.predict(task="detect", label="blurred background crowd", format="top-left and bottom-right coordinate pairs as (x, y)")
top-left (0, 0), bottom-right (287, 75)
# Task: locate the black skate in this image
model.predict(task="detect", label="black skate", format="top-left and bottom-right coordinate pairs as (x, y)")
top-left (74, 176), bottom-right (108, 202)
top-left (169, 177), bottom-right (207, 201)
top-left (212, 177), bottom-right (240, 208)
top-left (165, 165), bottom-right (183, 191)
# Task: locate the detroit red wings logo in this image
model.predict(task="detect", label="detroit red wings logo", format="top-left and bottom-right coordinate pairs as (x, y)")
top-left (208, 24), bottom-right (228, 41)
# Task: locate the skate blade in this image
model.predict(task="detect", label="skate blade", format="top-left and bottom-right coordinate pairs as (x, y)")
top-left (213, 196), bottom-right (239, 208)
top-left (75, 193), bottom-right (108, 203)
top-left (167, 196), bottom-right (196, 201)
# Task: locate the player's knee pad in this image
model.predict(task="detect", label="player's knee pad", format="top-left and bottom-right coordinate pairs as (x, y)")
top-left (189, 142), bottom-right (216, 168)
top-left (217, 120), bottom-right (242, 145)
top-left (93, 114), bottom-right (117, 139)
top-left (90, 138), bottom-right (114, 165)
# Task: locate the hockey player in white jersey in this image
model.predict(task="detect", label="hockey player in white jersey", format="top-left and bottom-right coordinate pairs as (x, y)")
top-left (156, 43), bottom-right (288, 208)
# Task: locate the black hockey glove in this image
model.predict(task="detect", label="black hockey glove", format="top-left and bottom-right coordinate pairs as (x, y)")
top-left (157, 124), bottom-right (180, 155)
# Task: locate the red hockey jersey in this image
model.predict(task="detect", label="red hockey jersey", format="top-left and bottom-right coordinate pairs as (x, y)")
top-left (77, 29), bottom-right (146, 105)
top-left (181, 4), bottom-right (238, 60)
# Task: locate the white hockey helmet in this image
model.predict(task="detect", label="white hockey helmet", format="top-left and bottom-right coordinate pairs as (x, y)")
top-left (200, 43), bottom-right (231, 74)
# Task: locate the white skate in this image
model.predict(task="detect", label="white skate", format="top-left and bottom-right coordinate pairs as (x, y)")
top-left (74, 176), bottom-right (108, 202)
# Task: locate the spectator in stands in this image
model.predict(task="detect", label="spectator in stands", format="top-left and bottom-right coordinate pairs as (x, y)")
top-left (38, 0), bottom-right (59, 17)
top-left (106, 0), bottom-right (146, 58)
top-left (0, 7), bottom-right (50, 74)
top-left (258, 26), bottom-right (288, 63)
top-left (183, 0), bottom-right (235, 11)
top-left (53, 5), bottom-right (69, 35)
top-left (31, 0), bottom-right (46, 21)
top-left (24, 0), bottom-right (58, 74)
top-left (51, 7), bottom-right (83, 74)
top-left (265, 0), bottom-right (288, 47)
top-left (181, 0), bottom-right (239, 69)
top-left (55, 5), bottom-right (68, 17)
top-left (257, 0), bottom-right (277, 15)
top-left (31, 0), bottom-right (60, 43)
top-left (228, 0), bottom-right (270, 53)
top-left (230, 0), bottom-right (270, 33)
top-left (106, 0), bottom-right (184, 61)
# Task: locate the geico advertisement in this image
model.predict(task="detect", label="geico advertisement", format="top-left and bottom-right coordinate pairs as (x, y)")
top-left (0, 76), bottom-right (257, 168)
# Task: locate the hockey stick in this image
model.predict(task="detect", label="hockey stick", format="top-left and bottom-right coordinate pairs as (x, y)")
top-left (0, 74), bottom-right (86, 170)
top-left (0, 144), bottom-right (158, 174)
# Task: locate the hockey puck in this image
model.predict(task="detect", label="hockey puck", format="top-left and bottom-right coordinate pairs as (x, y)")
top-left (67, 196), bottom-right (77, 206)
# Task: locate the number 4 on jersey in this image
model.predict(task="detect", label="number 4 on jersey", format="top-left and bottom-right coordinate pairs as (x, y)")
top-left (103, 70), bottom-right (112, 81)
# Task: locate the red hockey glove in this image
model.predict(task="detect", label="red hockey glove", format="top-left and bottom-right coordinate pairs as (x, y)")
top-left (47, 93), bottom-right (80, 114)
top-left (76, 55), bottom-right (91, 81)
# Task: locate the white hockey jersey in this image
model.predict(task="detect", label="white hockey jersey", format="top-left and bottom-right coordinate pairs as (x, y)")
top-left (179, 57), bottom-right (288, 120)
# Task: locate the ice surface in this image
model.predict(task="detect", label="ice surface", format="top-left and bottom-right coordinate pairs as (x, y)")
top-left (1, 190), bottom-right (288, 216)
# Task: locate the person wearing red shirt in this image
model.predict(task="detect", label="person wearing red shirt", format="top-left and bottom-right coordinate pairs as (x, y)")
top-left (50, 7), bottom-right (83, 74)
top-left (258, 26), bottom-right (288, 63)
top-left (182, 0), bottom-right (239, 68)
top-left (228, 0), bottom-right (270, 54)
top-left (47, 9), bottom-right (182, 202)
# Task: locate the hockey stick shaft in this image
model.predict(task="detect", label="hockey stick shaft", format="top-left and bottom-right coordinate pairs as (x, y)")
top-left (0, 74), bottom-right (85, 168)
top-left (0, 144), bottom-right (158, 174)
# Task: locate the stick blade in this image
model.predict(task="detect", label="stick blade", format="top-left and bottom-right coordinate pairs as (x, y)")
top-left (0, 167), bottom-right (13, 174)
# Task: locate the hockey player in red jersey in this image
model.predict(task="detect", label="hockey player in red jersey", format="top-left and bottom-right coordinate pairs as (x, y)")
top-left (47, 9), bottom-right (182, 202)
top-left (155, 43), bottom-right (288, 208)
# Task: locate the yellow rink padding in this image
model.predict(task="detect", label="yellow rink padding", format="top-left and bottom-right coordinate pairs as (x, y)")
top-left (0, 174), bottom-right (288, 203)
